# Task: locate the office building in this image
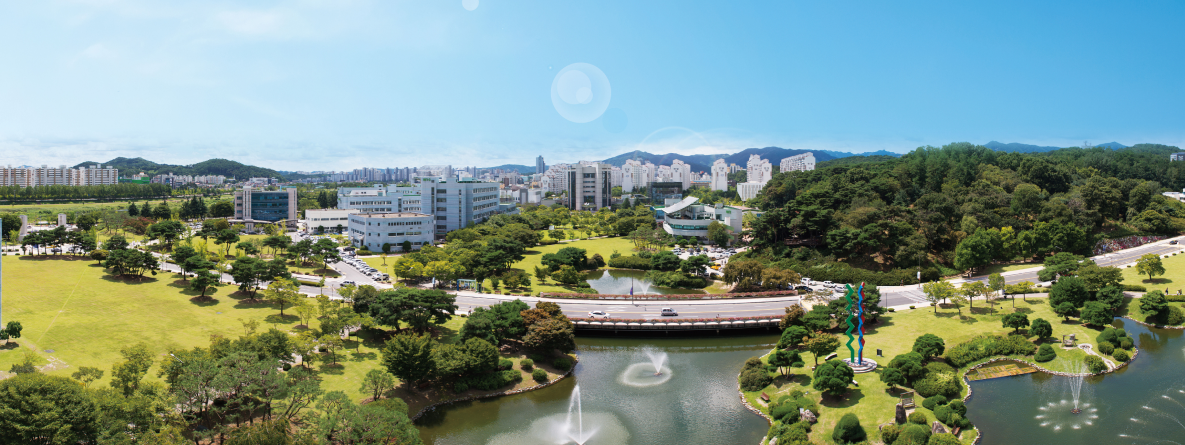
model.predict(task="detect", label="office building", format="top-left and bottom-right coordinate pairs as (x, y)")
top-left (234, 186), bottom-right (299, 223)
top-left (779, 152), bottom-right (816, 172)
top-left (304, 209), bottom-right (359, 233)
top-left (347, 212), bottom-right (433, 252)
top-left (1172, 152), bottom-right (1185, 162)
top-left (566, 162), bottom-right (612, 211)
top-left (335, 178), bottom-right (505, 239)
top-left (536, 156), bottom-right (546, 174)
top-left (653, 196), bottom-right (743, 244)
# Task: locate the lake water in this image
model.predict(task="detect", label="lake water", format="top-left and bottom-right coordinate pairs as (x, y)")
top-left (417, 335), bottom-right (776, 445)
top-left (583, 269), bottom-right (706, 295)
top-left (966, 319), bottom-right (1185, 445)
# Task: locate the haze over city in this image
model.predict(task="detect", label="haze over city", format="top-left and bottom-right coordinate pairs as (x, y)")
top-left (4, 0), bottom-right (1185, 170)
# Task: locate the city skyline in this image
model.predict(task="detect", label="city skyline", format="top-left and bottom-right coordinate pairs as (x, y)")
top-left (3, 1), bottom-right (1185, 170)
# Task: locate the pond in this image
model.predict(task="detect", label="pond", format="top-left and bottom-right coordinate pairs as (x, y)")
top-left (966, 319), bottom-right (1185, 445)
top-left (583, 269), bottom-right (706, 295)
top-left (416, 334), bottom-right (776, 445)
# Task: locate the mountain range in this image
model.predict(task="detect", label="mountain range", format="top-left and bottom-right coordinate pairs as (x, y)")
top-left (486, 147), bottom-right (904, 173)
top-left (982, 141), bottom-right (1128, 153)
top-left (74, 157), bottom-right (284, 179)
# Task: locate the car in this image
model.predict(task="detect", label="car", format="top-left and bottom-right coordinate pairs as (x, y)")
top-left (341, 281), bottom-right (356, 286)
top-left (660, 308), bottom-right (678, 316)
top-left (588, 310), bottom-right (610, 318)
top-left (794, 285), bottom-right (812, 292)
top-left (1172, 240), bottom-right (1179, 245)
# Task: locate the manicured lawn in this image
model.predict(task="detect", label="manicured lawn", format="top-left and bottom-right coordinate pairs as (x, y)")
top-left (1121, 251), bottom-right (1185, 292)
top-left (1118, 296), bottom-right (1185, 328)
top-left (979, 262), bottom-right (1040, 276)
top-left (744, 297), bottom-right (1114, 444)
top-left (482, 236), bottom-right (640, 295)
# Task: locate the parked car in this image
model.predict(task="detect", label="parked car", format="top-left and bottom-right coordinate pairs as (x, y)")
top-left (588, 310), bottom-right (610, 318)
top-left (660, 308), bottom-right (678, 316)
top-left (1172, 240), bottom-right (1179, 245)
top-left (794, 285), bottom-right (812, 292)
top-left (341, 281), bottom-right (356, 286)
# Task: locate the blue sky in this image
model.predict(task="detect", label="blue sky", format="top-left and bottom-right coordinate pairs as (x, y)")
top-left (2, 0), bottom-right (1184, 171)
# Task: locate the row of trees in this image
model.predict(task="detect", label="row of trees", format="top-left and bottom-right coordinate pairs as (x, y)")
top-left (0, 183), bottom-right (176, 201)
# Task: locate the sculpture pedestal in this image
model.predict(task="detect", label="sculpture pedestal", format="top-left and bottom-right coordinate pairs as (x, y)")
top-left (842, 358), bottom-right (879, 374)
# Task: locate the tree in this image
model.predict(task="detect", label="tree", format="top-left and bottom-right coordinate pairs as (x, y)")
top-left (680, 255), bottom-right (711, 276)
top-left (778, 326), bottom-right (811, 349)
top-left (912, 334), bottom-right (945, 359)
top-left (264, 277), bottom-right (301, 317)
top-left (110, 343), bottom-right (154, 396)
top-left (813, 360), bottom-right (855, 396)
top-left (533, 265), bottom-right (551, 284)
top-left (541, 247), bottom-right (589, 271)
top-left (319, 334), bottom-right (344, 365)
top-left (1002, 313), bottom-right (1030, 333)
top-left (1054, 302), bottom-right (1077, 321)
top-left (722, 259), bottom-right (766, 290)
top-left (190, 269), bottom-right (218, 298)
top-left (649, 250), bottom-right (681, 271)
top-left (831, 413), bottom-right (866, 443)
top-left (1038, 252), bottom-right (1085, 282)
top-left (1049, 276), bottom-right (1089, 309)
top-left (294, 300), bottom-right (317, 328)
top-left (314, 391), bottom-right (419, 445)
top-left (960, 281), bottom-right (988, 311)
top-left (360, 369), bottom-right (395, 401)
top-left (152, 201), bottom-right (172, 220)
top-left (881, 367), bottom-right (907, 390)
top-left (953, 229), bottom-right (996, 273)
top-left (523, 318), bottom-right (576, 353)
top-left (922, 281), bottom-right (954, 313)
top-left (103, 234), bottom-right (129, 251)
top-left (707, 220), bottom-right (732, 246)
top-left (0, 374), bottom-right (101, 444)
top-left (237, 240), bottom-right (260, 258)
top-left (70, 367), bottom-right (104, 388)
top-left (805, 334), bottom-right (841, 366)
top-left (1095, 285), bottom-right (1125, 312)
top-left (888, 352), bottom-right (926, 383)
top-left (988, 272), bottom-right (1006, 302)
top-left (1140, 290), bottom-right (1169, 319)
top-left (391, 256), bottom-right (424, 282)
top-left (169, 245), bottom-right (200, 280)
top-left (1029, 318), bottom-right (1053, 340)
top-left (1136, 254), bottom-right (1166, 281)
top-left (146, 220), bottom-right (185, 248)
top-left (1080, 301), bottom-right (1113, 327)
top-left (127, 202), bottom-right (139, 217)
top-left (1077, 263), bottom-right (1124, 292)
top-left (214, 229), bottom-right (240, 257)
top-left (767, 349), bottom-right (804, 376)
top-left (381, 334), bottom-right (436, 390)
top-left (803, 306), bottom-right (833, 332)
top-left (551, 265), bottom-right (584, 285)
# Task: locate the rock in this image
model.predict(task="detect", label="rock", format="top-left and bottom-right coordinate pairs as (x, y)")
top-left (896, 404), bottom-right (907, 424)
top-left (931, 421), bottom-right (948, 435)
top-left (799, 408), bottom-right (817, 424)
top-left (768, 437), bottom-right (778, 445)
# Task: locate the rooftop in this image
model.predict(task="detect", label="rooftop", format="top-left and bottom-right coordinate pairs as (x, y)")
top-left (354, 212), bottom-right (431, 218)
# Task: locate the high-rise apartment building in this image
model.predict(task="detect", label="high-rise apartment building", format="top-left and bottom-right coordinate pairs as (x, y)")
top-left (711, 159), bottom-right (729, 191)
top-left (779, 152), bottom-right (816, 172)
top-left (0, 165), bottom-right (118, 187)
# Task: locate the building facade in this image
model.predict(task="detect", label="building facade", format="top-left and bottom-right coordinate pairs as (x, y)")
top-left (779, 152), bottom-right (816, 172)
top-left (536, 156), bottom-right (546, 174)
top-left (710, 159), bottom-right (729, 191)
top-left (234, 187), bottom-right (299, 223)
top-left (566, 162), bottom-right (613, 211)
top-left (304, 209), bottom-right (359, 233)
top-left (653, 197), bottom-right (743, 244)
top-left (347, 212), bottom-right (433, 252)
top-left (0, 165), bottom-right (118, 187)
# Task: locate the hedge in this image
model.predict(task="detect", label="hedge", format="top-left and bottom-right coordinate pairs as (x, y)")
top-left (945, 334), bottom-right (1036, 368)
top-left (607, 255), bottom-right (651, 270)
top-left (542, 290), bottom-right (797, 299)
top-left (454, 369), bottom-right (523, 392)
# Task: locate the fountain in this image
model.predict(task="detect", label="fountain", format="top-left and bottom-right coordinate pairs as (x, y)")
top-left (1123, 385), bottom-right (1185, 443)
top-left (564, 384), bottom-right (597, 445)
top-left (1035, 361), bottom-right (1097, 431)
top-left (1068, 361), bottom-right (1087, 414)
top-left (619, 348), bottom-right (673, 387)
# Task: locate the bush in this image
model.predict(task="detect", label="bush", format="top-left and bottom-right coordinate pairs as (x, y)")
top-left (914, 371), bottom-right (962, 398)
top-left (1112, 348), bottom-right (1131, 362)
top-left (1119, 337), bottom-right (1134, 350)
top-left (928, 433), bottom-right (962, 445)
top-left (934, 404), bottom-right (954, 424)
top-left (552, 357), bottom-right (573, 371)
top-left (368, 397), bottom-right (409, 415)
top-left (644, 270), bottom-right (708, 288)
top-left (1035, 344), bottom-right (1057, 362)
top-left (770, 403), bottom-right (801, 423)
top-left (1097, 341), bottom-right (1115, 355)
top-left (880, 424), bottom-right (901, 444)
top-left (453, 381), bottom-right (469, 393)
top-left (607, 255), bottom-right (650, 270)
top-left (945, 334), bottom-right (1036, 368)
top-left (924, 361), bottom-right (955, 376)
top-left (1123, 284), bottom-right (1147, 292)
top-left (922, 395), bottom-right (948, 411)
top-left (947, 400), bottom-right (966, 417)
top-left (1167, 294), bottom-right (1185, 302)
top-left (519, 359), bottom-right (534, 371)
top-left (831, 413), bottom-right (866, 444)
top-left (896, 423), bottom-right (932, 445)
top-left (1084, 355), bottom-right (1107, 374)
top-left (530, 353), bottom-right (545, 362)
top-left (532, 368), bottom-right (548, 383)
top-left (908, 411), bottom-right (928, 425)
top-left (743, 356), bottom-right (764, 370)
top-left (739, 368), bottom-right (773, 392)
top-left (812, 360), bottom-right (855, 395)
top-left (498, 359), bottom-right (514, 370)
top-left (1166, 305), bottom-right (1185, 326)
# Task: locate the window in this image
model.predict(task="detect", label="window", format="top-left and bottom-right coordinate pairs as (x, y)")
top-left (436, 216), bottom-right (447, 220)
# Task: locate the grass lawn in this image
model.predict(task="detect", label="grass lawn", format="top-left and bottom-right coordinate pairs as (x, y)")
top-left (1117, 296), bottom-right (1185, 328)
top-left (979, 261), bottom-right (1040, 276)
top-left (482, 236), bottom-right (640, 295)
top-left (743, 297), bottom-right (1115, 444)
top-left (1121, 252), bottom-right (1185, 292)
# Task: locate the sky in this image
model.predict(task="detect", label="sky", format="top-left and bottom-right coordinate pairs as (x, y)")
top-left (2, 0), bottom-right (1185, 171)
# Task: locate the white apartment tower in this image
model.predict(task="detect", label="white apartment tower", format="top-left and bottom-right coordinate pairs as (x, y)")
top-left (779, 152), bottom-right (816, 172)
top-left (746, 154), bottom-right (772, 184)
top-left (710, 159), bottom-right (729, 191)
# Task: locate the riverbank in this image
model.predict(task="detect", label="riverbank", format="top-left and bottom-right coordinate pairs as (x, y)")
top-left (409, 353), bottom-right (578, 421)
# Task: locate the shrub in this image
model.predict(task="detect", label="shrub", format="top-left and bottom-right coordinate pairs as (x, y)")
top-left (947, 400), bottom-right (967, 417)
top-left (743, 356), bottom-right (764, 370)
top-left (908, 411), bottom-right (928, 425)
top-left (934, 404), bottom-right (954, 424)
top-left (520, 359), bottom-right (534, 370)
top-left (282, 363), bottom-right (292, 371)
top-left (770, 403), bottom-right (801, 423)
top-left (1119, 337), bottom-right (1134, 350)
top-left (530, 353), bottom-right (545, 362)
top-left (1096, 327), bottom-right (1119, 345)
top-left (1084, 355), bottom-right (1106, 374)
top-left (913, 334), bottom-right (946, 359)
top-left (945, 334), bottom-right (1036, 368)
top-left (453, 382), bottom-right (469, 393)
top-left (607, 255), bottom-right (651, 270)
top-left (1167, 293), bottom-right (1185, 302)
top-left (812, 360), bottom-right (855, 396)
top-left (778, 421), bottom-right (811, 445)
top-left (1112, 349), bottom-right (1131, 362)
top-left (498, 359), bottom-right (514, 370)
top-left (552, 357), bottom-right (573, 371)
top-left (1097, 341), bottom-right (1115, 355)
top-left (1123, 284), bottom-right (1147, 292)
top-left (1166, 305), bottom-right (1185, 326)
top-left (531, 368), bottom-right (548, 383)
top-left (368, 397), bottom-right (409, 414)
top-left (914, 371), bottom-right (962, 398)
top-left (880, 424), bottom-right (901, 444)
top-left (922, 395), bottom-right (948, 411)
top-left (1035, 344), bottom-right (1057, 362)
top-left (739, 368), bottom-right (773, 392)
top-left (896, 423), bottom-right (932, 445)
top-left (925, 361), bottom-right (955, 376)
top-left (928, 433), bottom-right (962, 445)
top-left (831, 413), bottom-right (866, 444)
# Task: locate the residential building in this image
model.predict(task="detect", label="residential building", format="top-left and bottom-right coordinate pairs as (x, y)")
top-left (652, 196), bottom-right (743, 244)
top-left (566, 162), bottom-right (612, 211)
top-left (1172, 152), bottom-right (1185, 162)
top-left (304, 209), bottom-right (358, 233)
top-left (779, 152), bottom-right (816, 172)
top-left (737, 182), bottom-right (766, 201)
top-left (746, 154), bottom-right (773, 184)
top-left (0, 164), bottom-right (118, 188)
top-left (710, 159), bottom-right (729, 191)
top-left (609, 166), bottom-right (624, 188)
top-left (234, 186), bottom-right (299, 223)
top-left (670, 159), bottom-right (692, 190)
top-left (347, 212), bottom-right (433, 252)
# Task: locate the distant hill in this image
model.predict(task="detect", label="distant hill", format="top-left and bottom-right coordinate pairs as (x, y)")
top-left (820, 149), bottom-right (901, 159)
top-left (74, 157), bottom-right (284, 179)
top-left (818, 155), bottom-right (899, 168)
top-left (597, 147), bottom-right (879, 173)
top-left (483, 164), bottom-right (537, 174)
top-left (983, 141), bottom-right (1129, 153)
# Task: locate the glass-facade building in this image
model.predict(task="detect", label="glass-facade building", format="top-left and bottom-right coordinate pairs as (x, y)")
top-left (234, 187), bottom-right (298, 223)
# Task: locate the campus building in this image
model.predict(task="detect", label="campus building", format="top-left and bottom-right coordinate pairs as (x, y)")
top-left (652, 196), bottom-right (743, 244)
top-left (566, 162), bottom-right (613, 211)
top-left (233, 186), bottom-right (299, 223)
top-left (304, 209), bottom-right (359, 233)
top-left (334, 178), bottom-right (506, 239)
top-left (346, 212), bottom-right (433, 252)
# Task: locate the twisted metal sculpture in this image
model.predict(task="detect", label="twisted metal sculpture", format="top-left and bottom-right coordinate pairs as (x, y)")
top-left (843, 284), bottom-right (857, 362)
top-left (842, 282), bottom-right (869, 365)
top-left (857, 282), bottom-right (866, 365)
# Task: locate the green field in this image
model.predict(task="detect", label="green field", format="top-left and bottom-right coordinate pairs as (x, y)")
top-left (1121, 252), bottom-right (1185, 292)
top-left (488, 236), bottom-right (640, 294)
top-left (744, 297), bottom-right (1118, 444)
top-left (979, 262), bottom-right (1040, 276)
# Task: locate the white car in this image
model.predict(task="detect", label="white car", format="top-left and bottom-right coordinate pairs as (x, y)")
top-left (588, 310), bottom-right (610, 318)
top-left (660, 308), bottom-right (678, 316)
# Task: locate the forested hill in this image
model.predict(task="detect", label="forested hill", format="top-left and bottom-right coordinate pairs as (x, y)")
top-left (75, 157), bottom-right (284, 179)
top-left (747, 142), bottom-right (1185, 282)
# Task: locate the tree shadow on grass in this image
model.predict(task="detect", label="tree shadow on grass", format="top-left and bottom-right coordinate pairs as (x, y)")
top-left (264, 314), bottom-right (299, 324)
top-left (1141, 278), bottom-right (1172, 285)
top-left (930, 311), bottom-right (960, 319)
top-left (820, 388), bottom-right (865, 409)
top-left (189, 296), bottom-right (220, 306)
top-left (0, 343), bottom-right (20, 351)
top-left (958, 315), bottom-right (980, 324)
top-left (317, 362), bottom-right (345, 375)
top-left (771, 373), bottom-right (812, 388)
top-left (1012, 307), bottom-right (1033, 314)
top-left (99, 274), bottom-right (160, 285)
top-left (350, 351), bottom-right (377, 362)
